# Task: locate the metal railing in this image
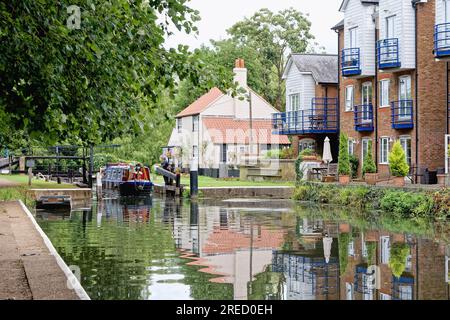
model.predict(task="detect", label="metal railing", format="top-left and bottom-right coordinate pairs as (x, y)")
top-left (272, 98), bottom-right (338, 135)
top-left (341, 48), bottom-right (361, 76)
top-left (391, 100), bottom-right (414, 129)
top-left (377, 38), bottom-right (401, 69)
top-left (354, 104), bottom-right (374, 132)
top-left (434, 23), bottom-right (450, 58)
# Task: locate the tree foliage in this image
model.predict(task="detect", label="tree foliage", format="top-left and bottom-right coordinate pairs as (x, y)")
top-left (389, 141), bottom-right (409, 177)
top-left (0, 0), bottom-right (202, 146)
top-left (362, 140), bottom-right (377, 175)
top-left (338, 133), bottom-right (351, 176)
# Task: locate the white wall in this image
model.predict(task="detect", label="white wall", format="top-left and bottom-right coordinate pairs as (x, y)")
top-left (285, 61), bottom-right (316, 112)
top-left (343, 0), bottom-right (377, 76)
top-left (436, 0), bottom-right (448, 25)
top-left (378, 0), bottom-right (416, 69)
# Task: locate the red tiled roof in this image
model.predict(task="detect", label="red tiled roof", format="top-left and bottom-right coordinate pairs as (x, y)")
top-left (176, 87), bottom-right (224, 118)
top-left (202, 117), bottom-right (290, 145)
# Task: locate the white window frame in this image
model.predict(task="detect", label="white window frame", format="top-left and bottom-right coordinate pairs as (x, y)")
top-left (361, 82), bottom-right (373, 122)
top-left (380, 293), bottom-right (391, 300)
top-left (381, 236), bottom-right (391, 264)
top-left (380, 79), bottom-right (390, 108)
top-left (399, 75), bottom-right (412, 120)
top-left (380, 137), bottom-right (390, 165)
top-left (386, 15), bottom-right (396, 39)
top-left (346, 283), bottom-right (354, 300)
top-left (348, 240), bottom-right (355, 257)
top-left (345, 86), bottom-right (354, 112)
top-left (348, 138), bottom-right (356, 156)
top-left (299, 138), bottom-right (316, 154)
top-left (192, 115), bottom-right (199, 132)
top-left (446, 0), bottom-right (450, 24)
top-left (399, 136), bottom-right (412, 167)
top-left (289, 93), bottom-right (300, 112)
top-left (349, 27), bottom-right (358, 48)
top-left (361, 138), bottom-right (371, 165)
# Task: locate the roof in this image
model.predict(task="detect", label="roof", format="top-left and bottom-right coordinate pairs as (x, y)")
top-left (331, 19), bottom-right (344, 30)
top-left (287, 54), bottom-right (338, 84)
top-left (202, 117), bottom-right (290, 145)
top-left (176, 87), bottom-right (224, 118)
top-left (340, 0), bottom-right (379, 11)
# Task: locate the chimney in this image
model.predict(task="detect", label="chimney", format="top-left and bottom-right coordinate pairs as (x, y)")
top-left (233, 58), bottom-right (247, 89)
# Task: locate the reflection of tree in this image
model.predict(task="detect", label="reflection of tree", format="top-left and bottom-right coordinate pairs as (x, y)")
top-left (247, 266), bottom-right (284, 300)
top-left (338, 233), bottom-right (351, 275)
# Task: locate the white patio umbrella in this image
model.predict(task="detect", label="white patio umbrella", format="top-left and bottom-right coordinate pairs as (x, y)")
top-left (323, 235), bottom-right (333, 264)
top-left (322, 136), bottom-right (333, 174)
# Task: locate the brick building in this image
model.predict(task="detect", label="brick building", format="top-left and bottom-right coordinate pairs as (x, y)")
top-left (334, 0), bottom-right (450, 180)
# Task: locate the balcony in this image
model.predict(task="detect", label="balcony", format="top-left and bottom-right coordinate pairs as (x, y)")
top-left (434, 23), bottom-right (450, 58)
top-left (391, 100), bottom-right (414, 130)
top-left (272, 98), bottom-right (338, 135)
top-left (354, 104), bottom-right (374, 132)
top-left (377, 38), bottom-right (401, 69)
top-left (341, 48), bottom-right (361, 76)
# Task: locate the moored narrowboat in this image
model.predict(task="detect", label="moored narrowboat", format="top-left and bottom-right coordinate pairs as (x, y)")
top-left (103, 163), bottom-right (153, 196)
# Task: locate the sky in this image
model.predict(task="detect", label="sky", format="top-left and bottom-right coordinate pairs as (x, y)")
top-left (165, 0), bottom-right (344, 54)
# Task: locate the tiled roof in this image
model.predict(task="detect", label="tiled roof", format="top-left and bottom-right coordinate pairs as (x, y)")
top-left (290, 54), bottom-right (338, 84)
top-left (176, 87), bottom-right (224, 118)
top-left (331, 19), bottom-right (344, 30)
top-left (202, 117), bottom-right (290, 145)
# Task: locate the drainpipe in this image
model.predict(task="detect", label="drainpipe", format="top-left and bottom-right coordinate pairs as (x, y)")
top-left (414, 1), bottom-right (419, 176)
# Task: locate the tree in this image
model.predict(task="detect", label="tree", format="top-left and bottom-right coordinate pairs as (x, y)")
top-left (389, 141), bottom-right (409, 177)
top-left (227, 8), bottom-right (315, 109)
top-left (338, 133), bottom-right (351, 176)
top-left (362, 140), bottom-right (377, 175)
top-left (0, 0), bottom-right (203, 147)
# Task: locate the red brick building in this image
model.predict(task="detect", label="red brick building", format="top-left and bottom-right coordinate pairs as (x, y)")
top-left (334, 0), bottom-right (450, 180)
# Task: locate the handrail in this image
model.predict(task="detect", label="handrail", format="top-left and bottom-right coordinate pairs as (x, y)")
top-left (341, 48), bottom-right (361, 76)
top-left (354, 104), bottom-right (374, 131)
top-left (434, 23), bottom-right (450, 57)
top-left (377, 38), bottom-right (400, 69)
top-left (391, 100), bottom-right (413, 129)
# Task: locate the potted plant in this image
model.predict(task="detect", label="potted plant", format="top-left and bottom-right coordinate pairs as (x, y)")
top-left (299, 148), bottom-right (316, 161)
top-left (388, 141), bottom-right (409, 187)
top-left (338, 133), bottom-right (351, 184)
top-left (349, 154), bottom-right (359, 180)
top-left (362, 140), bottom-right (378, 185)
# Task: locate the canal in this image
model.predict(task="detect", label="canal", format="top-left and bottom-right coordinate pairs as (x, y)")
top-left (35, 193), bottom-right (450, 300)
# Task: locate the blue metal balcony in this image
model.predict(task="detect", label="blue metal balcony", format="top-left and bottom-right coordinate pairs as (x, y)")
top-left (354, 104), bottom-right (374, 132)
top-left (272, 98), bottom-right (338, 135)
top-left (392, 276), bottom-right (414, 300)
top-left (391, 100), bottom-right (414, 130)
top-left (341, 48), bottom-right (361, 76)
top-left (434, 23), bottom-right (450, 58)
top-left (377, 38), bottom-right (401, 69)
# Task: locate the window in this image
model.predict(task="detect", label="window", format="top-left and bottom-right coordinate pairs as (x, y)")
top-left (289, 94), bottom-right (300, 112)
top-left (386, 15), bottom-right (396, 39)
top-left (381, 236), bottom-right (391, 264)
top-left (399, 76), bottom-right (412, 119)
top-left (399, 136), bottom-right (412, 166)
top-left (299, 139), bottom-right (316, 153)
top-left (346, 283), bottom-right (353, 301)
top-left (362, 238), bottom-right (368, 258)
top-left (380, 137), bottom-right (390, 164)
top-left (177, 118), bottom-right (182, 133)
top-left (220, 144), bottom-right (227, 163)
top-left (446, 0), bottom-right (450, 24)
top-left (398, 285), bottom-right (413, 300)
top-left (380, 293), bottom-right (391, 300)
top-left (349, 27), bottom-right (358, 48)
top-left (345, 86), bottom-right (354, 111)
top-left (348, 138), bottom-right (356, 155)
top-left (380, 80), bottom-right (390, 107)
top-left (362, 138), bottom-right (371, 164)
top-left (348, 240), bottom-right (355, 257)
top-left (192, 145), bottom-right (198, 159)
top-left (192, 115), bottom-right (199, 132)
top-left (362, 82), bottom-right (373, 121)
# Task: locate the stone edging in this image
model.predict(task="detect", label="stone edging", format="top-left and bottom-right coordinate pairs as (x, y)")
top-left (18, 200), bottom-right (90, 300)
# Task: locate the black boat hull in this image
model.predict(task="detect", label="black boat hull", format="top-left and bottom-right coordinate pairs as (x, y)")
top-left (118, 181), bottom-right (153, 196)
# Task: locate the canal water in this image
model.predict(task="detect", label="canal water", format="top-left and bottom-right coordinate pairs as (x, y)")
top-left (35, 193), bottom-right (450, 300)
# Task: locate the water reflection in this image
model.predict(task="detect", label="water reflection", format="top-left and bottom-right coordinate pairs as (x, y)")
top-left (36, 195), bottom-right (450, 300)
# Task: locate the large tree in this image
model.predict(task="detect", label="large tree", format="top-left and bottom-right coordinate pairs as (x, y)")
top-left (228, 8), bottom-right (315, 109)
top-left (0, 0), bottom-right (203, 147)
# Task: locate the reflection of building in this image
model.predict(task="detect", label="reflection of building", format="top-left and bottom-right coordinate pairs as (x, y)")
top-left (339, 227), bottom-right (450, 300)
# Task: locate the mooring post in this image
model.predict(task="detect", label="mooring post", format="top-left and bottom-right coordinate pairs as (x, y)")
top-left (88, 145), bottom-right (94, 189)
top-left (190, 158), bottom-right (198, 198)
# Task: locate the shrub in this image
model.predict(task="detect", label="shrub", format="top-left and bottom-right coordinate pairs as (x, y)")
top-left (389, 141), bottom-right (409, 177)
top-left (295, 149), bottom-right (315, 182)
top-left (362, 140), bottom-right (376, 175)
top-left (280, 147), bottom-right (295, 160)
top-left (338, 133), bottom-right (351, 176)
top-left (349, 154), bottom-right (359, 179)
top-left (379, 191), bottom-right (433, 219)
top-left (366, 242), bottom-right (377, 265)
top-left (389, 243), bottom-right (410, 278)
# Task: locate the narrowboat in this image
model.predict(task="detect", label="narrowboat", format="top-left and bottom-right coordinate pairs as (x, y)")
top-left (102, 163), bottom-right (153, 196)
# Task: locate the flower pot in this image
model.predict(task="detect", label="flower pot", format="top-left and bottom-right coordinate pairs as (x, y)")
top-left (437, 174), bottom-right (448, 186)
top-left (339, 223), bottom-right (351, 233)
top-left (322, 175), bottom-right (335, 183)
top-left (365, 231), bottom-right (378, 242)
top-left (393, 234), bottom-right (405, 243)
top-left (365, 173), bottom-right (378, 186)
top-left (302, 156), bottom-right (317, 161)
top-left (393, 176), bottom-right (405, 187)
top-left (339, 175), bottom-right (350, 185)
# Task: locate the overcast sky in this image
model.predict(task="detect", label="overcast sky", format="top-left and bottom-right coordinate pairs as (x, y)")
top-left (165, 0), bottom-right (343, 54)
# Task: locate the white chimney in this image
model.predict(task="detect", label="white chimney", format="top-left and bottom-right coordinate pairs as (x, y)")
top-left (233, 58), bottom-right (247, 89)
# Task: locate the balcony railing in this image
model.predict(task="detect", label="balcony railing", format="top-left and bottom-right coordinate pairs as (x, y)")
top-left (391, 100), bottom-right (414, 130)
top-left (377, 38), bottom-right (401, 69)
top-left (354, 104), bottom-right (374, 132)
top-left (341, 48), bottom-right (361, 76)
top-left (272, 98), bottom-right (338, 135)
top-left (434, 23), bottom-right (450, 58)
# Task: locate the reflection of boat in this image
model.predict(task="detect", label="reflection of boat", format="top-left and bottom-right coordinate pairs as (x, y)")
top-left (103, 163), bottom-right (153, 196)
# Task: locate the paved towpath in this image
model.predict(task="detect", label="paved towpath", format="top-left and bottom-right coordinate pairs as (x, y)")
top-left (0, 201), bottom-right (83, 300)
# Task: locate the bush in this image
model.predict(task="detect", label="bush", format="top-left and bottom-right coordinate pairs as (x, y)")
top-left (93, 153), bottom-right (120, 171)
top-left (389, 243), bottom-right (410, 278)
top-left (389, 141), bottom-right (409, 177)
top-left (280, 147), bottom-right (295, 160)
top-left (349, 154), bottom-right (359, 179)
top-left (379, 191), bottom-right (433, 219)
top-left (362, 140), bottom-right (376, 175)
top-left (338, 134), bottom-right (351, 176)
